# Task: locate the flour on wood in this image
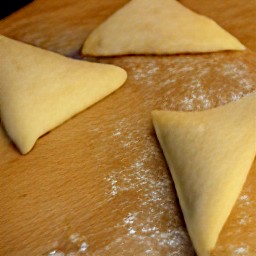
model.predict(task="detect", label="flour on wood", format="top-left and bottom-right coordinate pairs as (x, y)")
top-left (48, 233), bottom-right (88, 256)
top-left (125, 54), bottom-right (255, 112)
top-left (102, 53), bottom-right (255, 255)
top-left (47, 52), bottom-right (255, 255)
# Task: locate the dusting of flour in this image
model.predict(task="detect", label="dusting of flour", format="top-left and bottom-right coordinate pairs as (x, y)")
top-left (101, 53), bottom-right (255, 255)
top-left (124, 54), bottom-right (255, 111)
top-left (48, 53), bottom-right (255, 255)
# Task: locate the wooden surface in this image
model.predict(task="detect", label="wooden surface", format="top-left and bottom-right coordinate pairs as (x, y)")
top-left (0, 1), bottom-right (255, 255)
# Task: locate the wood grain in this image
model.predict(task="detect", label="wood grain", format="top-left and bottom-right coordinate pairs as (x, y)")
top-left (0, 1), bottom-right (255, 255)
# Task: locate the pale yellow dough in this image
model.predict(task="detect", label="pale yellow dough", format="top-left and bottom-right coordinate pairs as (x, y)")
top-left (82, 0), bottom-right (245, 56)
top-left (0, 35), bottom-right (127, 154)
top-left (152, 94), bottom-right (256, 256)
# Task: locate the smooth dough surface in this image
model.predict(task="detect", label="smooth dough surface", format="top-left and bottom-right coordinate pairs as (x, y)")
top-left (82, 0), bottom-right (245, 56)
top-left (152, 94), bottom-right (256, 256)
top-left (0, 35), bottom-right (127, 154)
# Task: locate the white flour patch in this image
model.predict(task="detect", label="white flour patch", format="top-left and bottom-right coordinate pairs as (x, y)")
top-left (235, 193), bottom-right (253, 227)
top-left (124, 54), bottom-right (255, 112)
top-left (48, 233), bottom-right (88, 256)
top-left (48, 251), bottom-right (64, 256)
top-left (232, 246), bottom-right (248, 255)
top-left (79, 242), bottom-right (88, 252)
top-left (104, 114), bottom-right (193, 254)
top-left (239, 194), bottom-right (251, 206)
top-left (122, 211), bottom-right (189, 248)
top-left (128, 228), bottom-right (137, 235)
top-left (124, 212), bottom-right (138, 225)
top-left (238, 215), bottom-right (251, 226)
top-left (106, 175), bottom-right (118, 196)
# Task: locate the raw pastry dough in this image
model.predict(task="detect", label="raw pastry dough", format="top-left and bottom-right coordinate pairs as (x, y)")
top-left (152, 94), bottom-right (256, 256)
top-left (0, 35), bottom-right (127, 154)
top-left (82, 0), bottom-right (245, 56)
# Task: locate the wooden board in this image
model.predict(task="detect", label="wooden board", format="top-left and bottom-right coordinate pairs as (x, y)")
top-left (0, 1), bottom-right (255, 255)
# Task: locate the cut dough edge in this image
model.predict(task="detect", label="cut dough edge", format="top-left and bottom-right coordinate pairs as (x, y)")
top-left (152, 94), bottom-right (256, 256)
top-left (0, 35), bottom-right (127, 154)
top-left (82, 0), bottom-right (245, 56)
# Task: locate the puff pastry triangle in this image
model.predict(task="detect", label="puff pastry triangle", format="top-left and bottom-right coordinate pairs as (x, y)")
top-left (0, 35), bottom-right (127, 154)
top-left (152, 94), bottom-right (256, 256)
top-left (82, 0), bottom-right (245, 56)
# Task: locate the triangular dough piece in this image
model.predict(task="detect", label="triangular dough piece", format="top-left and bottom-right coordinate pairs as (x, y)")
top-left (0, 35), bottom-right (127, 154)
top-left (152, 94), bottom-right (256, 256)
top-left (82, 0), bottom-right (245, 56)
